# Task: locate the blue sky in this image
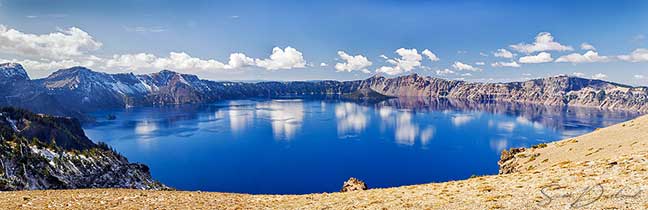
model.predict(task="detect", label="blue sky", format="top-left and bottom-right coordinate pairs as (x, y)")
top-left (0, 0), bottom-right (647, 84)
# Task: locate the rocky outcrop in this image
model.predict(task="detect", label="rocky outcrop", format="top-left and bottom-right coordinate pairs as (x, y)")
top-left (497, 148), bottom-right (526, 174)
top-left (0, 63), bottom-right (29, 82)
top-left (0, 107), bottom-right (167, 190)
top-left (340, 177), bottom-right (367, 192)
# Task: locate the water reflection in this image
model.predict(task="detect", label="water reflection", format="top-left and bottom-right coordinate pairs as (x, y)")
top-left (489, 138), bottom-right (508, 153)
top-left (134, 120), bottom-right (158, 135)
top-left (256, 100), bottom-right (304, 140)
top-left (335, 102), bottom-right (369, 136)
top-left (378, 107), bottom-right (436, 146)
top-left (379, 97), bottom-right (641, 138)
top-left (217, 101), bottom-right (255, 134)
top-left (451, 113), bottom-right (476, 127)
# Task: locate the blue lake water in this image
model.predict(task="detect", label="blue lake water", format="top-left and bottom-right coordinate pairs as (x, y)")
top-left (83, 98), bottom-right (640, 194)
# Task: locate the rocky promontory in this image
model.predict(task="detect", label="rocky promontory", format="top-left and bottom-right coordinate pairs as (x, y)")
top-left (0, 107), bottom-right (166, 190)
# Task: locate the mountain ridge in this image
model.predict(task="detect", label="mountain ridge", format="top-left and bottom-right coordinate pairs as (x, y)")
top-left (1, 62), bottom-right (647, 121)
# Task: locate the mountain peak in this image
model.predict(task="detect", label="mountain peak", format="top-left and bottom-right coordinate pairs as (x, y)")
top-left (48, 66), bottom-right (99, 78)
top-left (0, 62), bottom-right (30, 81)
top-left (157, 69), bottom-right (179, 75)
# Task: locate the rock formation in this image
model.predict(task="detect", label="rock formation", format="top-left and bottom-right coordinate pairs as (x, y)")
top-left (0, 107), bottom-right (167, 190)
top-left (340, 177), bottom-right (367, 192)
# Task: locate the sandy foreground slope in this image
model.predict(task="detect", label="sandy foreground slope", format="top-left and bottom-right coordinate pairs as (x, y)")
top-left (2, 115), bottom-right (648, 209)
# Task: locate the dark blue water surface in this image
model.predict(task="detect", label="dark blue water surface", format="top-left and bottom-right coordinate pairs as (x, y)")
top-left (83, 98), bottom-right (641, 194)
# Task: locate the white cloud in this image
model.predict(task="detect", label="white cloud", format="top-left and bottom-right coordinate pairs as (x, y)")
top-left (572, 72), bottom-right (586, 77)
top-left (592, 73), bottom-right (607, 80)
top-left (493, 48), bottom-right (514, 58)
top-left (618, 48), bottom-right (648, 62)
top-left (634, 75), bottom-right (645, 79)
top-left (479, 52), bottom-right (488, 57)
top-left (111, 47), bottom-right (306, 71)
top-left (580, 43), bottom-right (595, 50)
top-left (510, 32), bottom-right (573, 54)
top-left (555, 51), bottom-right (609, 63)
top-left (0, 25), bottom-right (102, 59)
top-left (335, 51), bottom-right (372, 73)
top-left (376, 48), bottom-right (424, 75)
top-left (519, 52), bottom-right (553, 64)
top-left (254, 47), bottom-right (306, 70)
top-left (461, 73), bottom-right (472, 77)
top-left (422, 49), bottom-right (440, 61)
top-left (475, 62), bottom-right (485, 66)
top-left (491, 61), bottom-right (521, 68)
top-left (0, 58), bottom-right (98, 72)
top-left (106, 52), bottom-right (229, 71)
top-left (226, 53), bottom-right (256, 69)
top-left (435, 68), bottom-right (455, 75)
top-left (320, 62), bottom-right (327, 67)
top-left (452, 61), bottom-right (481, 71)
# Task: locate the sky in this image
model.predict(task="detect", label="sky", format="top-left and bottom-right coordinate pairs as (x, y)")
top-left (0, 0), bottom-right (647, 84)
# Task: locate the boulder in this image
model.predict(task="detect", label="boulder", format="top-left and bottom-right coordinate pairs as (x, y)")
top-left (340, 177), bottom-right (368, 192)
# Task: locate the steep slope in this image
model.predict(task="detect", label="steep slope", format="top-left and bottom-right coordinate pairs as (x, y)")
top-left (0, 107), bottom-right (166, 190)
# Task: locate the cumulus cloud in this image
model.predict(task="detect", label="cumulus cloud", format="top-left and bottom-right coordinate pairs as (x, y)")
top-left (106, 47), bottom-right (305, 72)
top-left (580, 43), bottom-right (595, 50)
top-left (475, 62), bottom-right (485, 66)
top-left (375, 48), bottom-right (424, 75)
top-left (106, 52), bottom-right (229, 71)
top-left (334, 51), bottom-right (372, 73)
top-left (592, 73), bottom-right (607, 80)
top-left (435, 68), bottom-right (455, 75)
top-left (254, 47), bottom-right (306, 70)
top-left (0, 25), bottom-right (102, 59)
top-left (618, 48), bottom-right (648, 62)
top-left (320, 62), bottom-right (327, 67)
top-left (422, 49), bottom-right (440, 61)
top-left (0, 25), bottom-right (310, 74)
top-left (491, 61), bottom-right (520, 68)
top-left (555, 51), bottom-right (609, 63)
top-left (493, 48), bottom-right (514, 58)
top-left (572, 72), bottom-right (586, 77)
top-left (510, 32), bottom-right (573, 54)
top-left (519, 52), bottom-right (553, 64)
top-left (0, 57), bottom-right (99, 72)
top-left (452, 61), bottom-right (481, 71)
top-left (634, 74), bottom-right (645, 79)
top-left (226, 53), bottom-right (256, 69)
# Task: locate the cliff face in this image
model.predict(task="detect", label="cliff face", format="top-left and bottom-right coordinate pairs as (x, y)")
top-left (0, 107), bottom-right (166, 190)
top-left (362, 74), bottom-right (648, 112)
top-left (1, 62), bottom-right (647, 121)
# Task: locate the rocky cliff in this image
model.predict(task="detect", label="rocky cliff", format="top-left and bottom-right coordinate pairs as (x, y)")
top-left (1, 63), bottom-right (647, 121)
top-left (363, 74), bottom-right (648, 112)
top-left (0, 107), bottom-right (166, 190)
